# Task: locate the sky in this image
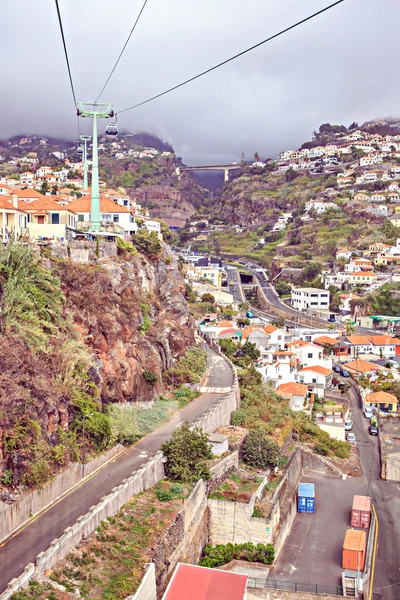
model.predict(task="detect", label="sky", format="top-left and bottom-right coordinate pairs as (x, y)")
top-left (1, 0), bottom-right (399, 164)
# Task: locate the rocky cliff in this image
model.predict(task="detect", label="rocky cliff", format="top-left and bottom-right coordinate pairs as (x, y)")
top-left (0, 244), bottom-right (195, 487)
top-left (59, 247), bottom-right (195, 404)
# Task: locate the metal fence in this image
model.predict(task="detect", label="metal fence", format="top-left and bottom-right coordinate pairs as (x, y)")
top-left (247, 577), bottom-right (345, 597)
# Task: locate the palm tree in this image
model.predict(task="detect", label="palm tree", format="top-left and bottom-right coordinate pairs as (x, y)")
top-left (345, 321), bottom-right (355, 337)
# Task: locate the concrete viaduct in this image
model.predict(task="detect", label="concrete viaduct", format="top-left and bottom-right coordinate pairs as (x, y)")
top-left (175, 164), bottom-right (242, 182)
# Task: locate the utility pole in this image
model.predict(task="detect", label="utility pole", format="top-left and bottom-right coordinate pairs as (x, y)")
top-left (80, 135), bottom-right (91, 191)
top-left (77, 102), bottom-right (114, 231)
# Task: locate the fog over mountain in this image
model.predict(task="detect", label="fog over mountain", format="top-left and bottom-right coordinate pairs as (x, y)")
top-left (1, 0), bottom-right (398, 163)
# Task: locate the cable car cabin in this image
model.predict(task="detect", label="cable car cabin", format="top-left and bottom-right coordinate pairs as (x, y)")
top-left (77, 146), bottom-right (83, 154)
top-left (105, 124), bottom-right (118, 136)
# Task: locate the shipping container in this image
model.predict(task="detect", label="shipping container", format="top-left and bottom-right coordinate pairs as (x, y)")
top-left (298, 483), bottom-right (315, 513)
top-left (342, 529), bottom-right (366, 571)
top-left (351, 495), bottom-right (371, 529)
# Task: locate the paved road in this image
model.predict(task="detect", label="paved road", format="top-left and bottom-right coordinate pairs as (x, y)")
top-left (348, 384), bottom-right (400, 600)
top-left (0, 347), bottom-right (233, 594)
top-left (270, 381), bottom-right (400, 599)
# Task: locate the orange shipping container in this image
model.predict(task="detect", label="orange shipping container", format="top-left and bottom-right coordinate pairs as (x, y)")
top-left (351, 495), bottom-right (371, 529)
top-left (342, 529), bottom-right (366, 571)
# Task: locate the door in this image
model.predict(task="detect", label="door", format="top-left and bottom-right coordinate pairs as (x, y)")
top-left (37, 216), bottom-right (45, 224)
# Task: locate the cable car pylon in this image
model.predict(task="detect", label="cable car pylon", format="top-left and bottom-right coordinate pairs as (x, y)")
top-left (77, 102), bottom-right (114, 231)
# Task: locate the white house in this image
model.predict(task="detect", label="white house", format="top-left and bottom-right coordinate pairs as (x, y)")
top-left (288, 340), bottom-right (333, 370)
top-left (20, 172), bottom-right (35, 186)
top-left (291, 287), bottom-right (330, 312)
top-left (68, 196), bottom-right (138, 235)
top-left (296, 366), bottom-right (333, 398)
top-left (336, 247), bottom-right (353, 260)
top-left (143, 220), bottom-right (162, 239)
top-left (35, 166), bottom-right (53, 178)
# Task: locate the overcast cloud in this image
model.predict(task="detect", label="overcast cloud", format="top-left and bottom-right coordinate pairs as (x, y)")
top-left (0, 0), bottom-right (398, 163)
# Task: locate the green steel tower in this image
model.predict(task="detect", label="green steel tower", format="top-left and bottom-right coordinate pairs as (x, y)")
top-left (77, 102), bottom-right (114, 231)
top-left (80, 135), bottom-right (91, 191)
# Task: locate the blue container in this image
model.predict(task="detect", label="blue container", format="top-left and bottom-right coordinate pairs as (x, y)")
top-left (298, 483), bottom-right (315, 513)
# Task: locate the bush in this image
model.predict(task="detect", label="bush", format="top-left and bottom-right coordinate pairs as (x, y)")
top-left (116, 237), bottom-right (137, 256)
top-left (161, 422), bottom-right (212, 483)
top-left (199, 542), bottom-right (274, 568)
top-left (156, 489), bottom-right (172, 502)
top-left (143, 369), bottom-right (157, 389)
top-left (242, 430), bottom-right (281, 469)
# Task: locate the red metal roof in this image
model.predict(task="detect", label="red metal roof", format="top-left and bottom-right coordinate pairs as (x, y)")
top-left (163, 564), bottom-right (247, 600)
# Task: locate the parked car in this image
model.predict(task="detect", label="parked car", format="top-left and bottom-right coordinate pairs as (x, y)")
top-left (364, 407), bottom-right (374, 419)
top-left (345, 420), bottom-right (353, 431)
top-left (346, 432), bottom-right (357, 443)
top-left (333, 364), bottom-right (341, 373)
top-left (341, 368), bottom-right (350, 377)
top-left (369, 425), bottom-right (378, 436)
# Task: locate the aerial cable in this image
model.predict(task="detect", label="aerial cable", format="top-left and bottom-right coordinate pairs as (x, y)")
top-left (54, 0), bottom-right (78, 108)
top-left (95, 0), bottom-right (149, 102)
top-left (118, 0), bottom-right (344, 114)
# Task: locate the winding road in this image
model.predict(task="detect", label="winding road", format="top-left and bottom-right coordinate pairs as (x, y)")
top-left (0, 346), bottom-right (233, 594)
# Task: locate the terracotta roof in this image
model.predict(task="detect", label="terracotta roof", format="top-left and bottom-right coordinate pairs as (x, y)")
top-left (345, 360), bottom-right (381, 373)
top-left (298, 365), bottom-right (333, 376)
top-left (218, 320), bottom-right (234, 328)
top-left (278, 382), bottom-right (308, 397)
top-left (68, 195), bottom-right (131, 213)
top-left (314, 335), bottom-right (340, 346)
top-left (163, 564), bottom-right (248, 600)
top-left (264, 324), bottom-right (278, 334)
top-left (350, 272), bottom-right (376, 277)
top-left (0, 196), bottom-right (26, 211)
top-left (346, 336), bottom-right (371, 345)
top-left (366, 390), bottom-right (397, 404)
top-left (217, 328), bottom-right (240, 337)
top-left (242, 326), bottom-right (266, 339)
top-left (369, 336), bottom-right (400, 346)
top-left (24, 196), bottom-right (76, 213)
top-left (337, 247), bottom-right (348, 253)
top-left (287, 339), bottom-right (309, 348)
top-left (11, 188), bottom-right (42, 199)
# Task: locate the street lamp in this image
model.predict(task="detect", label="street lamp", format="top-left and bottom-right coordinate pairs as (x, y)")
top-left (81, 413), bottom-right (93, 478)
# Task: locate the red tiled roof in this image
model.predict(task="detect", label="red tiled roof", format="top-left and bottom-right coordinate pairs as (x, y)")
top-left (366, 391), bottom-right (397, 404)
top-left (163, 564), bottom-right (248, 600)
top-left (298, 365), bottom-right (333, 376)
top-left (24, 196), bottom-right (76, 213)
top-left (369, 336), bottom-right (400, 346)
top-left (11, 188), bottom-right (42, 199)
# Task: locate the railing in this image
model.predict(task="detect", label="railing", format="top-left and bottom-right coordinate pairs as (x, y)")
top-left (247, 577), bottom-right (345, 596)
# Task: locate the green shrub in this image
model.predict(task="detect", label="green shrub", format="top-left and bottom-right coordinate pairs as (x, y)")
top-left (143, 369), bottom-right (157, 388)
top-left (199, 542), bottom-right (274, 568)
top-left (116, 237), bottom-right (138, 256)
top-left (161, 422), bottom-right (212, 483)
top-left (242, 430), bottom-right (281, 469)
top-left (156, 489), bottom-right (172, 502)
top-left (314, 442), bottom-right (330, 456)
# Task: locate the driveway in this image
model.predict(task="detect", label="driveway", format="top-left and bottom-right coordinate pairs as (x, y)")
top-left (0, 346), bottom-right (234, 594)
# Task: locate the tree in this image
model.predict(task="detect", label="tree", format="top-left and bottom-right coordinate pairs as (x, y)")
top-left (275, 281), bottom-right (291, 297)
top-left (161, 422), bottom-right (213, 483)
top-left (130, 229), bottom-right (162, 257)
top-left (201, 292), bottom-right (215, 304)
top-left (242, 430), bottom-right (281, 469)
top-left (237, 341), bottom-right (260, 361)
top-left (241, 152), bottom-right (246, 165)
top-left (345, 321), bottom-right (355, 336)
top-left (254, 152), bottom-right (260, 163)
top-left (40, 181), bottom-right (50, 194)
top-left (285, 168), bottom-right (298, 182)
top-left (218, 338), bottom-right (237, 357)
top-left (237, 317), bottom-right (250, 328)
top-left (328, 323), bottom-right (336, 331)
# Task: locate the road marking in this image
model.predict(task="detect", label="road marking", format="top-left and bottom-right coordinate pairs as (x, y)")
top-left (174, 421), bottom-right (184, 429)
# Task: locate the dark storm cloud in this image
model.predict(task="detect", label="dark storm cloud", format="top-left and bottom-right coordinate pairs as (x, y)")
top-left (0, 0), bottom-right (398, 163)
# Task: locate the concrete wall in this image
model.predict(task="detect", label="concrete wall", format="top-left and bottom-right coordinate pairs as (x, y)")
top-left (207, 451), bottom-right (239, 493)
top-left (0, 444), bottom-right (124, 545)
top-left (362, 508), bottom-right (377, 598)
top-left (126, 564), bottom-right (157, 600)
top-left (208, 476), bottom-right (272, 546)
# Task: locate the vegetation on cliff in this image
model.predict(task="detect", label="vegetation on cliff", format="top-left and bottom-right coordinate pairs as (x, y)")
top-left (0, 243), bottom-right (198, 488)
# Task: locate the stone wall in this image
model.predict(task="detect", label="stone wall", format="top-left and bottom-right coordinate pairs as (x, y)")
top-left (207, 451), bottom-right (239, 493)
top-left (0, 444), bottom-right (124, 545)
top-left (152, 479), bottom-right (209, 597)
top-left (300, 445), bottom-right (344, 479)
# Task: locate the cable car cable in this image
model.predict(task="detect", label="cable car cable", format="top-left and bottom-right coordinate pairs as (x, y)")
top-left (95, 0), bottom-right (149, 102)
top-left (117, 0), bottom-right (344, 114)
top-left (54, 0), bottom-right (78, 108)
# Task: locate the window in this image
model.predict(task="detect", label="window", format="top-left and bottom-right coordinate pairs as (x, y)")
top-left (78, 214), bottom-right (84, 222)
top-left (312, 378), bottom-right (317, 383)
top-left (113, 215), bottom-right (119, 223)
top-left (307, 353), bottom-right (313, 358)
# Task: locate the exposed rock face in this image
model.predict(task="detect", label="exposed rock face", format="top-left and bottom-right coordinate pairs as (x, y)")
top-left (59, 248), bottom-right (195, 404)
top-left (134, 184), bottom-right (196, 227)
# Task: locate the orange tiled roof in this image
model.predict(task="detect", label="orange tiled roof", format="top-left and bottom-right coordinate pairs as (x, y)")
top-left (346, 336), bottom-right (371, 345)
top-left (366, 390), bottom-right (397, 404)
top-left (12, 188), bottom-right (42, 199)
top-left (314, 335), bottom-right (340, 346)
top-left (0, 196), bottom-right (26, 212)
top-left (277, 382), bottom-right (308, 397)
top-left (264, 324), bottom-right (278, 334)
top-left (345, 360), bottom-right (381, 373)
top-left (68, 196), bottom-right (131, 213)
top-left (298, 365), bottom-right (333, 376)
top-left (218, 320), bottom-right (234, 328)
top-left (24, 196), bottom-right (76, 212)
top-left (369, 336), bottom-right (400, 345)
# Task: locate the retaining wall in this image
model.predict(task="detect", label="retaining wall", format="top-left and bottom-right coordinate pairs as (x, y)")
top-left (0, 452), bottom-right (164, 600)
top-left (127, 564), bottom-right (157, 600)
top-left (0, 443), bottom-right (124, 545)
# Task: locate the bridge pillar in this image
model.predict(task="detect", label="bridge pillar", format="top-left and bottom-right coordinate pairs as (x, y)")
top-left (175, 166), bottom-right (181, 181)
top-left (224, 168), bottom-right (229, 182)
